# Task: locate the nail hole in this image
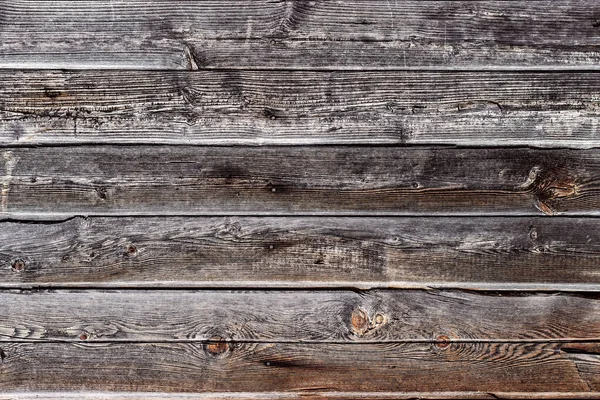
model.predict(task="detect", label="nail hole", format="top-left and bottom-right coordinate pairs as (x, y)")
top-left (11, 259), bottom-right (25, 272)
top-left (96, 187), bottom-right (108, 200)
top-left (529, 228), bottom-right (538, 240)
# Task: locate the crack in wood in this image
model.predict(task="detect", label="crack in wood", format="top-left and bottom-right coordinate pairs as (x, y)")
top-left (1, 151), bottom-right (18, 214)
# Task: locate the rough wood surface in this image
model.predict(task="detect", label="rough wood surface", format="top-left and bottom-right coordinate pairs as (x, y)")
top-left (3, 393), bottom-right (600, 400)
top-left (1, 1), bottom-right (599, 70)
top-left (1, 290), bottom-right (599, 342)
top-left (1, 71), bottom-right (599, 147)
top-left (1, 217), bottom-right (600, 289)
top-left (0, 146), bottom-right (598, 217)
top-left (0, 341), bottom-right (597, 392)
top-left (2, 1), bottom-right (600, 396)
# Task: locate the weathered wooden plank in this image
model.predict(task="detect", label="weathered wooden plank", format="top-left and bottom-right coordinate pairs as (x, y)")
top-left (1, 290), bottom-right (599, 342)
top-left (1, 1), bottom-right (599, 70)
top-left (1, 71), bottom-right (599, 147)
top-left (0, 146), bottom-right (598, 217)
top-left (0, 341), bottom-right (597, 392)
top-left (4, 393), bottom-right (600, 400)
top-left (1, 217), bottom-right (600, 288)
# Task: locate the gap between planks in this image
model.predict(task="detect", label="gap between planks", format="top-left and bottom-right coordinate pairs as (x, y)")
top-left (5, 282), bottom-right (600, 292)
top-left (2, 336), bottom-right (591, 347)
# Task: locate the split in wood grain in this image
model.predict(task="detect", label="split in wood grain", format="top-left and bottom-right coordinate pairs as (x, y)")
top-left (0, 146), bottom-right (598, 216)
top-left (1, 1), bottom-right (600, 69)
top-left (1, 71), bottom-right (599, 147)
top-left (0, 341), bottom-right (597, 392)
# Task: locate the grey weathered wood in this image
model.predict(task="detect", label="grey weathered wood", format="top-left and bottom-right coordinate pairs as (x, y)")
top-left (1, 290), bottom-right (600, 342)
top-left (3, 393), bottom-right (600, 400)
top-left (1, 217), bottom-right (600, 289)
top-left (1, 71), bottom-right (599, 147)
top-left (1, 1), bottom-right (599, 70)
top-left (0, 341), bottom-right (597, 392)
top-left (0, 146), bottom-right (598, 217)
top-left (2, 1), bottom-right (599, 397)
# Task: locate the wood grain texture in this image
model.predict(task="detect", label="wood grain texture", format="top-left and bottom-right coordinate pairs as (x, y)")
top-left (0, 146), bottom-right (598, 217)
top-left (0, 341), bottom-right (597, 393)
top-left (1, 1), bottom-right (599, 70)
top-left (1, 290), bottom-right (600, 342)
top-left (1, 71), bottom-right (599, 147)
top-left (4, 393), bottom-right (600, 400)
top-left (1, 216), bottom-right (600, 289)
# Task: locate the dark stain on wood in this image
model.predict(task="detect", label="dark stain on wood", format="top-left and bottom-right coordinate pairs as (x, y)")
top-left (0, 146), bottom-right (597, 216)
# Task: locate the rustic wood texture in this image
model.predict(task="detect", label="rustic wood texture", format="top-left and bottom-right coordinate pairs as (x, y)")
top-left (1, 71), bottom-right (599, 147)
top-left (1, 290), bottom-right (600, 342)
top-left (0, 146), bottom-right (598, 217)
top-left (1, 1), bottom-right (599, 70)
top-left (4, 393), bottom-right (600, 400)
top-left (0, 341), bottom-right (597, 393)
top-left (1, 216), bottom-right (600, 289)
top-left (2, 0), bottom-right (600, 397)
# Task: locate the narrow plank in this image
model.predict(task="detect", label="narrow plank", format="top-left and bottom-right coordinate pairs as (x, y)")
top-left (4, 393), bottom-right (600, 400)
top-left (1, 217), bottom-right (600, 288)
top-left (1, 290), bottom-right (600, 342)
top-left (1, 71), bottom-right (599, 147)
top-left (1, 1), bottom-right (599, 69)
top-left (0, 146), bottom-right (599, 217)
top-left (0, 341), bottom-right (596, 392)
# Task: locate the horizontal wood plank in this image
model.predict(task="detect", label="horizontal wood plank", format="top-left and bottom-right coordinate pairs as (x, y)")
top-left (3, 393), bottom-right (600, 400)
top-left (1, 71), bottom-right (599, 147)
top-left (1, 1), bottom-right (599, 69)
top-left (1, 216), bottom-right (600, 288)
top-left (1, 290), bottom-right (600, 342)
top-left (0, 341), bottom-right (597, 392)
top-left (0, 146), bottom-right (599, 217)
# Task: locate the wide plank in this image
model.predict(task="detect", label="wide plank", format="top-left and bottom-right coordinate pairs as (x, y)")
top-left (1, 1), bottom-right (599, 69)
top-left (1, 71), bottom-right (599, 147)
top-left (0, 146), bottom-right (598, 217)
top-left (1, 217), bottom-right (600, 289)
top-left (0, 341), bottom-right (597, 393)
top-left (1, 290), bottom-right (599, 342)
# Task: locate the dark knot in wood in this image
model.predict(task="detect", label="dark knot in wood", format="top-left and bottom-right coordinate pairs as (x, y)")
top-left (351, 308), bottom-right (387, 337)
top-left (205, 336), bottom-right (231, 357)
top-left (435, 334), bottom-right (451, 349)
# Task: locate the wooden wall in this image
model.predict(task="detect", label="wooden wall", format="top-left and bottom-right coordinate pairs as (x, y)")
top-left (1, 1), bottom-right (600, 398)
